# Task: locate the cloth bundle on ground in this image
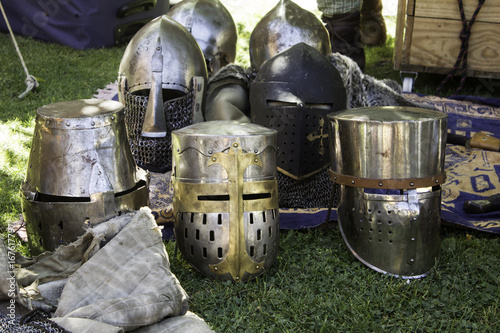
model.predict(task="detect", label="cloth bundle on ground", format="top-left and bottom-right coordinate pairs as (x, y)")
top-left (0, 208), bottom-right (213, 333)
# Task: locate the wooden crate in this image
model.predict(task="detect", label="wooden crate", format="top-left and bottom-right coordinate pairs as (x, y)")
top-left (394, 0), bottom-right (500, 79)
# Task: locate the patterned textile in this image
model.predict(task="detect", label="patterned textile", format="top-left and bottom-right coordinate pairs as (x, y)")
top-left (149, 94), bottom-right (500, 236)
top-left (93, 81), bottom-right (500, 234)
top-left (149, 172), bottom-right (175, 240)
top-left (316, 0), bottom-right (362, 17)
top-left (405, 93), bottom-right (500, 234)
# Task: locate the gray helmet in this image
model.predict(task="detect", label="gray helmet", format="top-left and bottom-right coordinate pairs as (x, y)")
top-left (250, 42), bottom-right (346, 180)
top-left (328, 106), bottom-right (448, 278)
top-left (21, 99), bottom-right (149, 255)
top-left (118, 15), bottom-right (208, 173)
top-left (167, 0), bottom-right (238, 76)
top-left (172, 121), bottom-right (279, 282)
top-left (249, 0), bottom-right (331, 72)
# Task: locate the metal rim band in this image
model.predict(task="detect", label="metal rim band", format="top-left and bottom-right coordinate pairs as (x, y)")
top-left (328, 169), bottom-right (446, 189)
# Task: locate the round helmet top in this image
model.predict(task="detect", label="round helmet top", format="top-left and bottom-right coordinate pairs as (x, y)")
top-left (252, 42), bottom-right (345, 109)
top-left (118, 15), bottom-right (207, 96)
top-left (249, 0), bottom-right (331, 72)
top-left (168, 0), bottom-right (238, 75)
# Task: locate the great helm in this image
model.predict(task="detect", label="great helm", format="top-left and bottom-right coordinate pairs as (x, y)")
top-left (172, 121), bottom-right (279, 282)
top-left (328, 106), bottom-right (448, 278)
top-left (167, 0), bottom-right (238, 77)
top-left (21, 99), bottom-right (149, 255)
top-left (250, 42), bottom-right (347, 180)
top-left (118, 15), bottom-right (208, 173)
top-left (249, 0), bottom-right (331, 72)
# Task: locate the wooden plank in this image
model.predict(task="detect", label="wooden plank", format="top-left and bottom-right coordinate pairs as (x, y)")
top-left (394, 0), bottom-right (409, 69)
top-left (400, 16), bottom-right (414, 68)
top-left (414, 0), bottom-right (500, 23)
top-left (408, 17), bottom-right (500, 73)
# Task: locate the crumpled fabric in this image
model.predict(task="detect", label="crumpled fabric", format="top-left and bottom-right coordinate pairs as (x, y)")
top-left (0, 208), bottom-right (213, 333)
top-left (326, 52), bottom-right (427, 109)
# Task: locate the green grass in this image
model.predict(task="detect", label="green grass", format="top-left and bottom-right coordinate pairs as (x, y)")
top-left (165, 228), bottom-right (499, 332)
top-left (1, 9), bottom-right (499, 333)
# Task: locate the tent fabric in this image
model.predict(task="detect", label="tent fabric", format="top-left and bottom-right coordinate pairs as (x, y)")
top-left (0, 208), bottom-right (214, 332)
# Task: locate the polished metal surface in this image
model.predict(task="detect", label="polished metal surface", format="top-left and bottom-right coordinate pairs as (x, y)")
top-left (172, 120), bottom-right (279, 282)
top-left (168, 0), bottom-right (238, 75)
top-left (117, 15), bottom-right (207, 97)
top-left (249, 0), bottom-right (331, 71)
top-left (338, 186), bottom-right (442, 278)
top-left (328, 106), bottom-right (448, 278)
top-left (117, 14), bottom-right (208, 171)
top-left (250, 43), bottom-right (346, 180)
top-left (328, 106), bottom-right (448, 180)
top-left (21, 99), bottom-right (149, 254)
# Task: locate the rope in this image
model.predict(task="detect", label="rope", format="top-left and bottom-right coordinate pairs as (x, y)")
top-left (0, 0), bottom-right (39, 99)
top-left (436, 0), bottom-right (485, 96)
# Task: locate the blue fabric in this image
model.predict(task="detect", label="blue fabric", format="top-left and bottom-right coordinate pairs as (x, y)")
top-left (449, 95), bottom-right (500, 108)
top-left (0, 0), bottom-right (170, 49)
top-left (147, 93), bottom-right (500, 237)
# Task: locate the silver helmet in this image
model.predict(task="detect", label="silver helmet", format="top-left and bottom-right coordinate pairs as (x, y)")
top-left (167, 0), bottom-right (238, 76)
top-left (118, 15), bottom-right (208, 173)
top-left (249, 0), bottom-right (331, 72)
top-left (172, 120), bottom-right (279, 282)
top-left (21, 99), bottom-right (149, 255)
top-left (328, 106), bottom-right (448, 278)
top-left (250, 43), bottom-right (346, 180)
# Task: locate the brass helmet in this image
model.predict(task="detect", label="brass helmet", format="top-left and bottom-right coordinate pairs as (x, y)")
top-left (249, 0), bottom-right (331, 72)
top-left (167, 0), bottom-right (238, 76)
top-left (172, 121), bottom-right (279, 282)
top-left (118, 15), bottom-right (208, 173)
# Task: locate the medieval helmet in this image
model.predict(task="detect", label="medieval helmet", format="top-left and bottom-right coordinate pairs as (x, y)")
top-left (118, 15), bottom-right (208, 173)
top-left (172, 120), bottom-right (279, 282)
top-left (167, 0), bottom-right (238, 76)
top-left (250, 42), bottom-right (346, 180)
top-left (328, 106), bottom-right (448, 278)
top-left (21, 99), bottom-right (149, 255)
top-left (249, 0), bottom-right (331, 72)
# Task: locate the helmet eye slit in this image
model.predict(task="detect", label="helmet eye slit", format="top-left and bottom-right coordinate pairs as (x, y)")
top-left (197, 195), bottom-right (230, 201)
